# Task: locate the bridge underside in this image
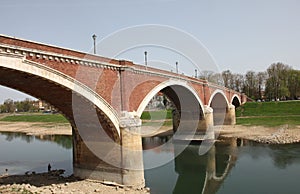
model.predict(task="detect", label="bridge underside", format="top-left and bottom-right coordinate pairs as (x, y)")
top-left (0, 66), bottom-right (146, 187)
top-left (0, 66), bottom-right (239, 187)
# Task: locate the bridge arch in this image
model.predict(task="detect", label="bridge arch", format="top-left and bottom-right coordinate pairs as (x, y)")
top-left (0, 53), bottom-right (120, 138)
top-left (208, 89), bottom-right (230, 108)
top-left (136, 79), bottom-right (205, 117)
top-left (231, 94), bottom-right (241, 108)
top-left (208, 90), bottom-right (230, 125)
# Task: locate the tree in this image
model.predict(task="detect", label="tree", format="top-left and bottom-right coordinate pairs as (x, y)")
top-left (287, 69), bottom-right (300, 99)
top-left (222, 70), bottom-right (233, 88)
top-left (243, 71), bottom-right (258, 99)
top-left (3, 99), bottom-right (15, 113)
top-left (265, 62), bottom-right (291, 100)
top-left (198, 71), bottom-right (223, 85)
top-left (257, 72), bottom-right (267, 99)
top-left (232, 73), bottom-right (244, 92)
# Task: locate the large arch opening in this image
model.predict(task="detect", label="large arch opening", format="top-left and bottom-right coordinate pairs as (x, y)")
top-left (136, 81), bottom-right (205, 140)
top-left (0, 53), bottom-right (122, 180)
top-left (209, 91), bottom-right (229, 126)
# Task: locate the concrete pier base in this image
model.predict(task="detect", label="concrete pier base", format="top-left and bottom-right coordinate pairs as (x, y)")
top-left (119, 113), bottom-right (145, 187)
top-left (172, 106), bottom-right (215, 140)
top-left (73, 112), bottom-right (145, 188)
top-left (224, 104), bottom-right (236, 125)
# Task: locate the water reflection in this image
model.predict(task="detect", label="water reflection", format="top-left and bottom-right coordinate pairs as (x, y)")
top-left (240, 141), bottom-right (300, 169)
top-left (144, 136), bottom-right (300, 194)
top-left (143, 137), bottom-right (240, 194)
top-left (0, 132), bottom-right (72, 149)
top-left (0, 132), bottom-right (72, 176)
top-left (173, 139), bottom-right (238, 194)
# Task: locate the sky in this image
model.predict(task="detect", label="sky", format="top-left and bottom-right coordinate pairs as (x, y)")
top-left (0, 0), bottom-right (300, 103)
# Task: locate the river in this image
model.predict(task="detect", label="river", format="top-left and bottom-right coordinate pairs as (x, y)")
top-left (1, 132), bottom-right (300, 193)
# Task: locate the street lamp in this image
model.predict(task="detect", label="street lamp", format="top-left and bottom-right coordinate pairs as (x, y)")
top-left (92, 34), bottom-right (97, 54)
top-left (176, 61), bottom-right (178, 74)
top-left (144, 51), bottom-right (147, 69)
top-left (195, 69), bottom-right (198, 78)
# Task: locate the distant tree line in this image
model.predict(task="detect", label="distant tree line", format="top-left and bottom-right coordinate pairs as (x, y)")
top-left (0, 98), bottom-right (39, 113)
top-left (198, 62), bottom-right (300, 101)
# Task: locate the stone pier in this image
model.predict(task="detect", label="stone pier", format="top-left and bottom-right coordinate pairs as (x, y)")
top-left (172, 106), bottom-right (214, 140)
top-left (119, 113), bottom-right (145, 187)
top-left (73, 112), bottom-right (145, 188)
top-left (224, 104), bottom-right (236, 125)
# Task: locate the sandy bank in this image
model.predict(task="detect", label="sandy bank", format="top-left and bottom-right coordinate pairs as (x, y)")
top-left (0, 121), bottom-right (174, 137)
top-left (1, 121), bottom-right (300, 144)
top-left (0, 121), bottom-right (72, 136)
top-left (219, 125), bottom-right (300, 144)
top-left (0, 170), bottom-right (149, 194)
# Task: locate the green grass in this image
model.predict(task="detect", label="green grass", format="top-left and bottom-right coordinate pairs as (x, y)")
top-left (236, 116), bottom-right (300, 127)
top-left (236, 101), bottom-right (300, 126)
top-left (141, 109), bottom-right (172, 120)
top-left (0, 114), bottom-right (68, 123)
top-left (236, 101), bottom-right (300, 117)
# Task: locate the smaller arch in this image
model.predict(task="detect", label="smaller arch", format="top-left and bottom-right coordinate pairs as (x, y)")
top-left (208, 90), bottom-right (230, 126)
top-left (231, 94), bottom-right (241, 108)
top-left (136, 79), bottom-right (205, 117)
top-left (208, 89), bottom-right (230, 107)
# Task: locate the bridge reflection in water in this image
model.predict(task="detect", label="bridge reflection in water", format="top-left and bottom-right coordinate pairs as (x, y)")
top-left (143, 137), bottom-right (241, 194)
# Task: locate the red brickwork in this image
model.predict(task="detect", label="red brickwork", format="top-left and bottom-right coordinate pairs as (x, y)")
top-left (0, 35), bottom-right (245, 116)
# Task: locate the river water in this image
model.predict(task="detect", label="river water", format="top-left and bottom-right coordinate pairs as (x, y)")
top-left (1, 132), bottom-right (300, 194)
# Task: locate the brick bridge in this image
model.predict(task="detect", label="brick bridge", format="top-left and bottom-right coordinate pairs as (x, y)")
top-left (0, 35), bottom-right (246, 187)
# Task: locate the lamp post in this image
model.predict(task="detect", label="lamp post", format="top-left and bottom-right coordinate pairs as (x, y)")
top-left (176, 61), bottom-right (178, 74)
top-left (144, 51), bottom-right (147, 69)
top-left (92, 34), bottom-right (97, 54)
top-left (195, 69), bottom-right (198, 78)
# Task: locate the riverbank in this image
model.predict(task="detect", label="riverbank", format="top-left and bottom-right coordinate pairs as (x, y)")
top-left (219, 125), bottom-right (300, 144)
top-left (1, 121), bottom-right (300, 144)
top-left (0, 121), bottom-right (174, 137)
top-left (0, 121), bottom-right (71, 136)
top-left (0, 170), bottom-right (149, 194)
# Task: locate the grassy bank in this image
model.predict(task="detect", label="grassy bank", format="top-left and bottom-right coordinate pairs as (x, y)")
top-left (3, 103), bottom-right (297, 127)
top-left (236, 101), bottom-right (300, 126)
top-left (0, 110), bottom-right (171, 124)
top-left (141, 110), bottom-right (172, 120)
top-left (0, 113), bottom-right (68, 123)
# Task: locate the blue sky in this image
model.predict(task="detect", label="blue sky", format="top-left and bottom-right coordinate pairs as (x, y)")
top-left (0, 0), bottom-right (300, 102)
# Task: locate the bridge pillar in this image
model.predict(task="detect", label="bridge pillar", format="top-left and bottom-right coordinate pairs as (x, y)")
top-left (172, 106), bottom-right (214, 139)
top-left (119, 112), bottom-right (145, 187)
top-left (224, 104), bottom-right (236, 125)
top-left (172, 106), bottom-right (214, 132)
top-left (72, 113), bottom-right (145, 188)
top-left (197, 106), bottom-right (213, 130)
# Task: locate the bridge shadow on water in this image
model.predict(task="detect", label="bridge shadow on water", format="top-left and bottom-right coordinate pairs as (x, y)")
top-left (143, 136), bottom-right (240, 194)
